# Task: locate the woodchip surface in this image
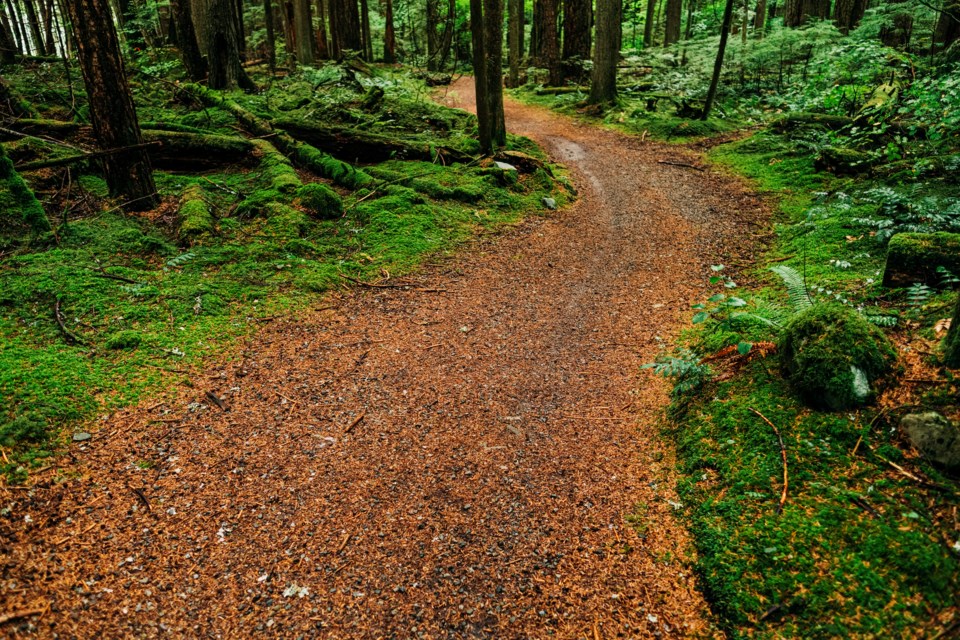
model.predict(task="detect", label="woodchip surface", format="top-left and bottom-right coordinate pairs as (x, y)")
top-left (1, 79), bottom-right (769, 638)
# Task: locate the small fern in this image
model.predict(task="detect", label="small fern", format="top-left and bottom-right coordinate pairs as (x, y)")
top-left (642, 351), bottom-right (712, 396)
top-left (770, 265), bottom-right (813, 312)
top-left (166, 252), bottom-right (197, 268)
top-left (937, 266), bottom-right (960, 288)
top-left (906, 282), bottom-right (933, 306)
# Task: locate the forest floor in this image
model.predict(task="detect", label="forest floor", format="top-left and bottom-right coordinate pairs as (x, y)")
top-left (1, 78), bottom-right (770, 638)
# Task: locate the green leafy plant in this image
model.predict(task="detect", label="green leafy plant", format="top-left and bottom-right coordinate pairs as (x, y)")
top-left (853, 187), bottom-right (960, 244)
top-left (642, 349), bottom-right (713, 397)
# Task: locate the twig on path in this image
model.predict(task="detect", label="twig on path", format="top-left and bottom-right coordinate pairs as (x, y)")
top-left (53, 297), bottom-right (86, 346)
top-left (336, 534), bottom-right (351, 553)
top-left (342, 410), bottom-right (366, 434)
top-left (205, 391), bottom-right (229, 412)
top-left (0, 607), bottom-right (47, 625)
top-left (749, 407), bottom-right (788, 514)
top-left (339, 273), bottom-right (413, 289)
top-left (657, 160), bottom-right (705, 171)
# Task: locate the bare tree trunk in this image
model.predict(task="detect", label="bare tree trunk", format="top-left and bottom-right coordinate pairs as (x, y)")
top-left (427, 0), bottom-right (440, 69)
top-left (589, 0), bottom-right (621, 104)
top-left (192, 0), bottom-right (255, 89)
top-left (23, 0), bottom-right (43, 53)
top-left (470, 0), bottom-right (505, 153)
top-left (40, 0), bottom-right (54, 53)
top-left (263, 0), bottom-right (277, 69)
top-left (664, 0), bottom-right (681, 44)
top-left (832, 0), bottom-right (865, 33)
top-left (642, 0), bottom-right (656, 46)
top-left (530, 0), bottom-right (542, 61)
top-left (934, 0), bottom-right (960, 49)
top-left (329, 0), bottom-right (361, 56)
top-left (0, 16), bottom-right (15, 59)
top-left (293, 0), bottom-right (314, 63)
top-left (314, 0), bottom-right (328, 58)
top-left (63, 0), bottom-right (158, 210)
top-left (540, 0), bottom-right (560, 84)
top-left (702, 0), bottom-right (734, 119)
top-left (562, 0), bottom-right (590, 78)
top-left (438, 0), bottom-right (454, 67)
top-left (784, 0), bottom-right (828, 26)
top-left (171, 0), bottom-right (206, 79)
top-left (507, 0), bottom-right (521, 85)
top-left (382, 0), bottom-right (395, 61)
top-left (5, 0), bottom-right (27, 54)
top-left (754, 0), bottom-right (766, 32)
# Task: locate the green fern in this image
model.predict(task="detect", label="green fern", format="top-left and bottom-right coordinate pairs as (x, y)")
top-left (770, 265), bottom-right (813, 312)
top-left (166, 252), bottom-right (196, 268)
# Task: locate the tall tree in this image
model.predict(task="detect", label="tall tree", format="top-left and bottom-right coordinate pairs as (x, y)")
top-left (562, 0), bottom-right (591, 62)
top-left (6, 0), bottom-right (28, 54)
top-left (470, 0), bottom-right (505, 153)
top-left (292, 0), bottom-right (315, 63)
top-left (314, 0), bottom-right (328, 58)
top-left (329, 0), bottom-right (361, 56)
top-left (0, 17), bottom-right (15, 60)
top-left (192, 0), bottom-right (255, 88)
top-left (62, 0), bottom-right (158, 209)
top-left (507, 0), bottom-right (522, 86)
top-left (934, 0), bottom-right (960, 49)
top-left (754, 0), bottom-right (767, 32)
top-left (832, 0), bottom-right (866, 33)
top-left (590, 0), bottom-right (621, 103)
top-left (783, 0), bottom-right (828, 27)
top-left (878, 0), bottom-right (913, 48)
top-left (382, 0), bottom-right (395, 61)
top-left (170, 0), bottom-right (206, 79)
top-left (23, 0), bottom-right (43, 54)
top-left (529, 0), bottom-right (543, 60)
top-left (263, 0), bottom-right (277, 69)
top-left (541, 0), bottom-right (561, 84)
top-left (701, 0), bottom-right (734, 119)
top-left (359, 0), bottom-right (372, 59)
top-left (664, 0), bottom-right (681, 44)
top-left (642, 0), bottom-right (656, 46)
top-left (427, 0), bottom-right (441, 69)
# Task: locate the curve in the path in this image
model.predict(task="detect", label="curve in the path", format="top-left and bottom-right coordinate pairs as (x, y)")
top-left (1, 81), bottom-right (768, 639)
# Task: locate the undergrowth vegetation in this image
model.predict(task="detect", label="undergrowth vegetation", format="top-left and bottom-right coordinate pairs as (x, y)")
top-left (0, 61), bottom-right (569, 481)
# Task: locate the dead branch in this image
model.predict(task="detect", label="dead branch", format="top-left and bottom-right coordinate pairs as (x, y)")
top-left (342, 410), bottom-right (366, 434)
top-left (16, 141), bottom-right (161, 171)
top-left (0, 607), bottom-right (47, 625)
top-left (749, 407), bottom-right (788, 514)
top-left (53, 297), bottom-right (85, 345)
top-left (205, 391), bottom-right (229, 412)
top-left (657, 160), bottom-right (705, 171)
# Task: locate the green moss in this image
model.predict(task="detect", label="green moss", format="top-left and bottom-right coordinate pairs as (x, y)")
top-left (295, 183), bottom-right (343, 220)
top-left (778, 305), bottom-right (897, 411)
top-left (253, 139), bottom-right (302, 194)
top-left (178, 184), bottom-right (215, 243)
top-left (105, 330), bottom-right (142, 350)
top-left (0, 144), bottom-right (49, 247)
top-left (883, 232), bottom-right (960, 288)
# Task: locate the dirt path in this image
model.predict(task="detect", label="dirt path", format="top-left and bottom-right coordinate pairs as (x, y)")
top-left (1, 81), bottom-right (768, 638)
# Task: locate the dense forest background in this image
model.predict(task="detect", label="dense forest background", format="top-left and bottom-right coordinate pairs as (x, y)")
top-left (1, 0), bottom-right (959, 635)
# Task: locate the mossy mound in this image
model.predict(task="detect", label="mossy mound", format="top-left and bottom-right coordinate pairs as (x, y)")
top-left (295, 183), bottom-right (343, 220)
top-left (778, 305), bottom-right (897, 411)
top-left (0, 144), bottom-right (49, 248)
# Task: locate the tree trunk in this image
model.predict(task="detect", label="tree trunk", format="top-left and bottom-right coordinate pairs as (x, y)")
top-left (562, 0), bottom-right (591, 62)
top-left (314, 0), bottom-right (328, 58)
top-left (935, 0), bottom-right (960, 49)
top-left (530, 0), bottom-right (543, 61)
top-left (590, 0), bottom-right (621, 104)
top-left (832, 0), bottom-right (865, 33)
top-left (427, 0), bottom-right (440, 69)
top-left (664, 0), bottom-right (681, 44)
top-left (63, 0), bottom-right (158, 210)
top-left (40, 0), bottom-right (54, 54)
top-left (701, 0), bottom-right (734, 119)
top-left (470, 0), bottom-right (505, 153)
top-left (171, 0), bottom-right (206, 79)
top-left (5, 0), bottom-right (27, 54)
top-left (642, 0), bottom-right (656, 46)
top-left (754, 0), bottom-right (766, 31)
top-left (507, 0), bottom-right (521, 85)
top-left (784, 0), bottom-right (828, 26)
top-left (293, 0), bottom-right (314, 63)
top-left (0, 16), bottom-right (15, 60)
top-left (329, 0), bottom-right (361, 56)
top-left (23, 0), bottom-right (43, 53)
top-left (944, 292), bottom-right (960, 368)
top-left (438, 0), bottom-right (455, 68)
top-left (382, 0), bottom-right (395, 61)
top-left (879, 0), bottom-right (913, 49)
top-left (192, 0), bottom-right (255, 88)
top-left (540, 0), bottom-right (560, 84)
top-left (263, 0), bottom-right (277, 69)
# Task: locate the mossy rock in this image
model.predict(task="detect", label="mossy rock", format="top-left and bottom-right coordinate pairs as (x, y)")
top-left (295, 183), bottom-right (343, 220)
top-left (815, 146), bottom-right (875, 175)
top-left (0, 143), bottom-right (49, 248)
top-left (882, 232), bottom-right (960, 288)
top-left (105, 330), bottom-right (142, 350)
top-left (778, 305), bottom-right (897, 412)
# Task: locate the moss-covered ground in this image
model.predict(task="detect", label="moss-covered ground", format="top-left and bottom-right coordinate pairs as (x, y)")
top-left (0, 61), bottom-right (570, 482)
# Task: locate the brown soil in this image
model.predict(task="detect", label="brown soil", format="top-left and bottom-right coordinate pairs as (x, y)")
top-left (1, 79), bottom-right (768, 638)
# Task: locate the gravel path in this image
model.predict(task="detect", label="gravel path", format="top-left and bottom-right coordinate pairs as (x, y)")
top-left (1, 80), bottom-right (768, 638)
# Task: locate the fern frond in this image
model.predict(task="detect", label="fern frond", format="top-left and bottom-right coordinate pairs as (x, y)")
top-left (770, 265), bottom-right (813, 312)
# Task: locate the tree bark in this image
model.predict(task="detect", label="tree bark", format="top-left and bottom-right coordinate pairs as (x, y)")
top-left (192, 0), bottom-right (255, 89)
top-left (23, 0), bottom-right (43, 54)
top-left (470, 0), bottom-right (506, 153)
top-left (590, 0), bottom-right (621, 104)
top-left (359, 0), bottom-right (372, 59)
top-left (263, 0), bottom-right (277, 68)
top-left (540, 0), bottom-right (560, 85)
top-left (783, 0), bottom-right (828, 26)
top-left (562, 0), bottom-right (591, 65)
top-left (879, 0), bottom-right (913, 49)
top-left (329, 0), bottom-right (361, 56)
top-left (39, 0), bottom-right (54, 54)
top-left (664, 0), bottom-right (681, 44)
top-left (642, 0), bottom-right (656, 46)
top-left (170, 0), bottom-right (206, 79)
top-left (314, 0), bottom-right (328, 58)
top-left (530, 0), bottom-right (543, 61)
top-left (427, 0), bottom-right (440, 69)
top-left (63, 0), bottom-right (158, 210)
top-left (292, 0), bottom-right (314, 63)
top-left (832, 0), bottom-right (865, 33)
top-left (0, 16), bottom-right (16, 60)
top-left (935, 0), bottom-right (960, 49)
top-left (754, 0), bottom-right (767, 31)
top-left (5, 0), bottom-right (28, 54)
top-left (382, 0), bottom-right (395, 61)
top-left (701, 0), bottom-right (734, 120)
top-left (507, 0), bottom-right (522, 85)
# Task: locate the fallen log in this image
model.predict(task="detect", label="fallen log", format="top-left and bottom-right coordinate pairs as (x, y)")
top-left (273, 118), bottom-right (475, 164)
top-left (0, 118), bottom-right (81, 140)
top-left (14, 141), bottom-right (161, 171)
top-left (770, 112), bottom-right (853, 132)
top-left (141, 130), bottom-right (255, 169)
top-left (177, 184), bottom-right (214, 244)
top-left (882, 232), bottom-right (960, 288)
top-left (534, 86), bottom-right (587, 95)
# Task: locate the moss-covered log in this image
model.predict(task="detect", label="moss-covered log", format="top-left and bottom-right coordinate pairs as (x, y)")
top-left (882, 232), bottom-right (960, 288)
top-left (770, 113), bottom-right (854, 131)
top-left (141, 130), bottom-right (255, 169)
top-left (534, 86), bottom-right (587, 95)
top-left (273, 118), bottom-right (474, 164)
top-left (182, 83), bottom-right (376, 191)
top-left (177, 184), bottom-right (214, 244)
top-left (814, 146), bottom-right (875, 175)
top-left (0, 143), bottom-right (49, 247)
top-left (0, 118), bottom-right (78, 140)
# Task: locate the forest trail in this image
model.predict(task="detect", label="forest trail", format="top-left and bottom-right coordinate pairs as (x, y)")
top-left (2, 81), bottom-right (768, 638)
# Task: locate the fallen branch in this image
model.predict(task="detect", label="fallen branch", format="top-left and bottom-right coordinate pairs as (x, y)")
top-left (0, 607), bottom-right (47, 625)
top-left (53, 297), bottom-right (85, 346)
top-left (339, 273), bottom-right (416, 289)
top-left (342, 410), bottom-right (366, 434)
top-left (749, 407), bottom-right (788, 514)
top-left (657, 160), bottom-right (705, 171)
top-left (205, 391), bottom-right (229, 412)
top-left (15, 141), bottom-right (161, 171)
